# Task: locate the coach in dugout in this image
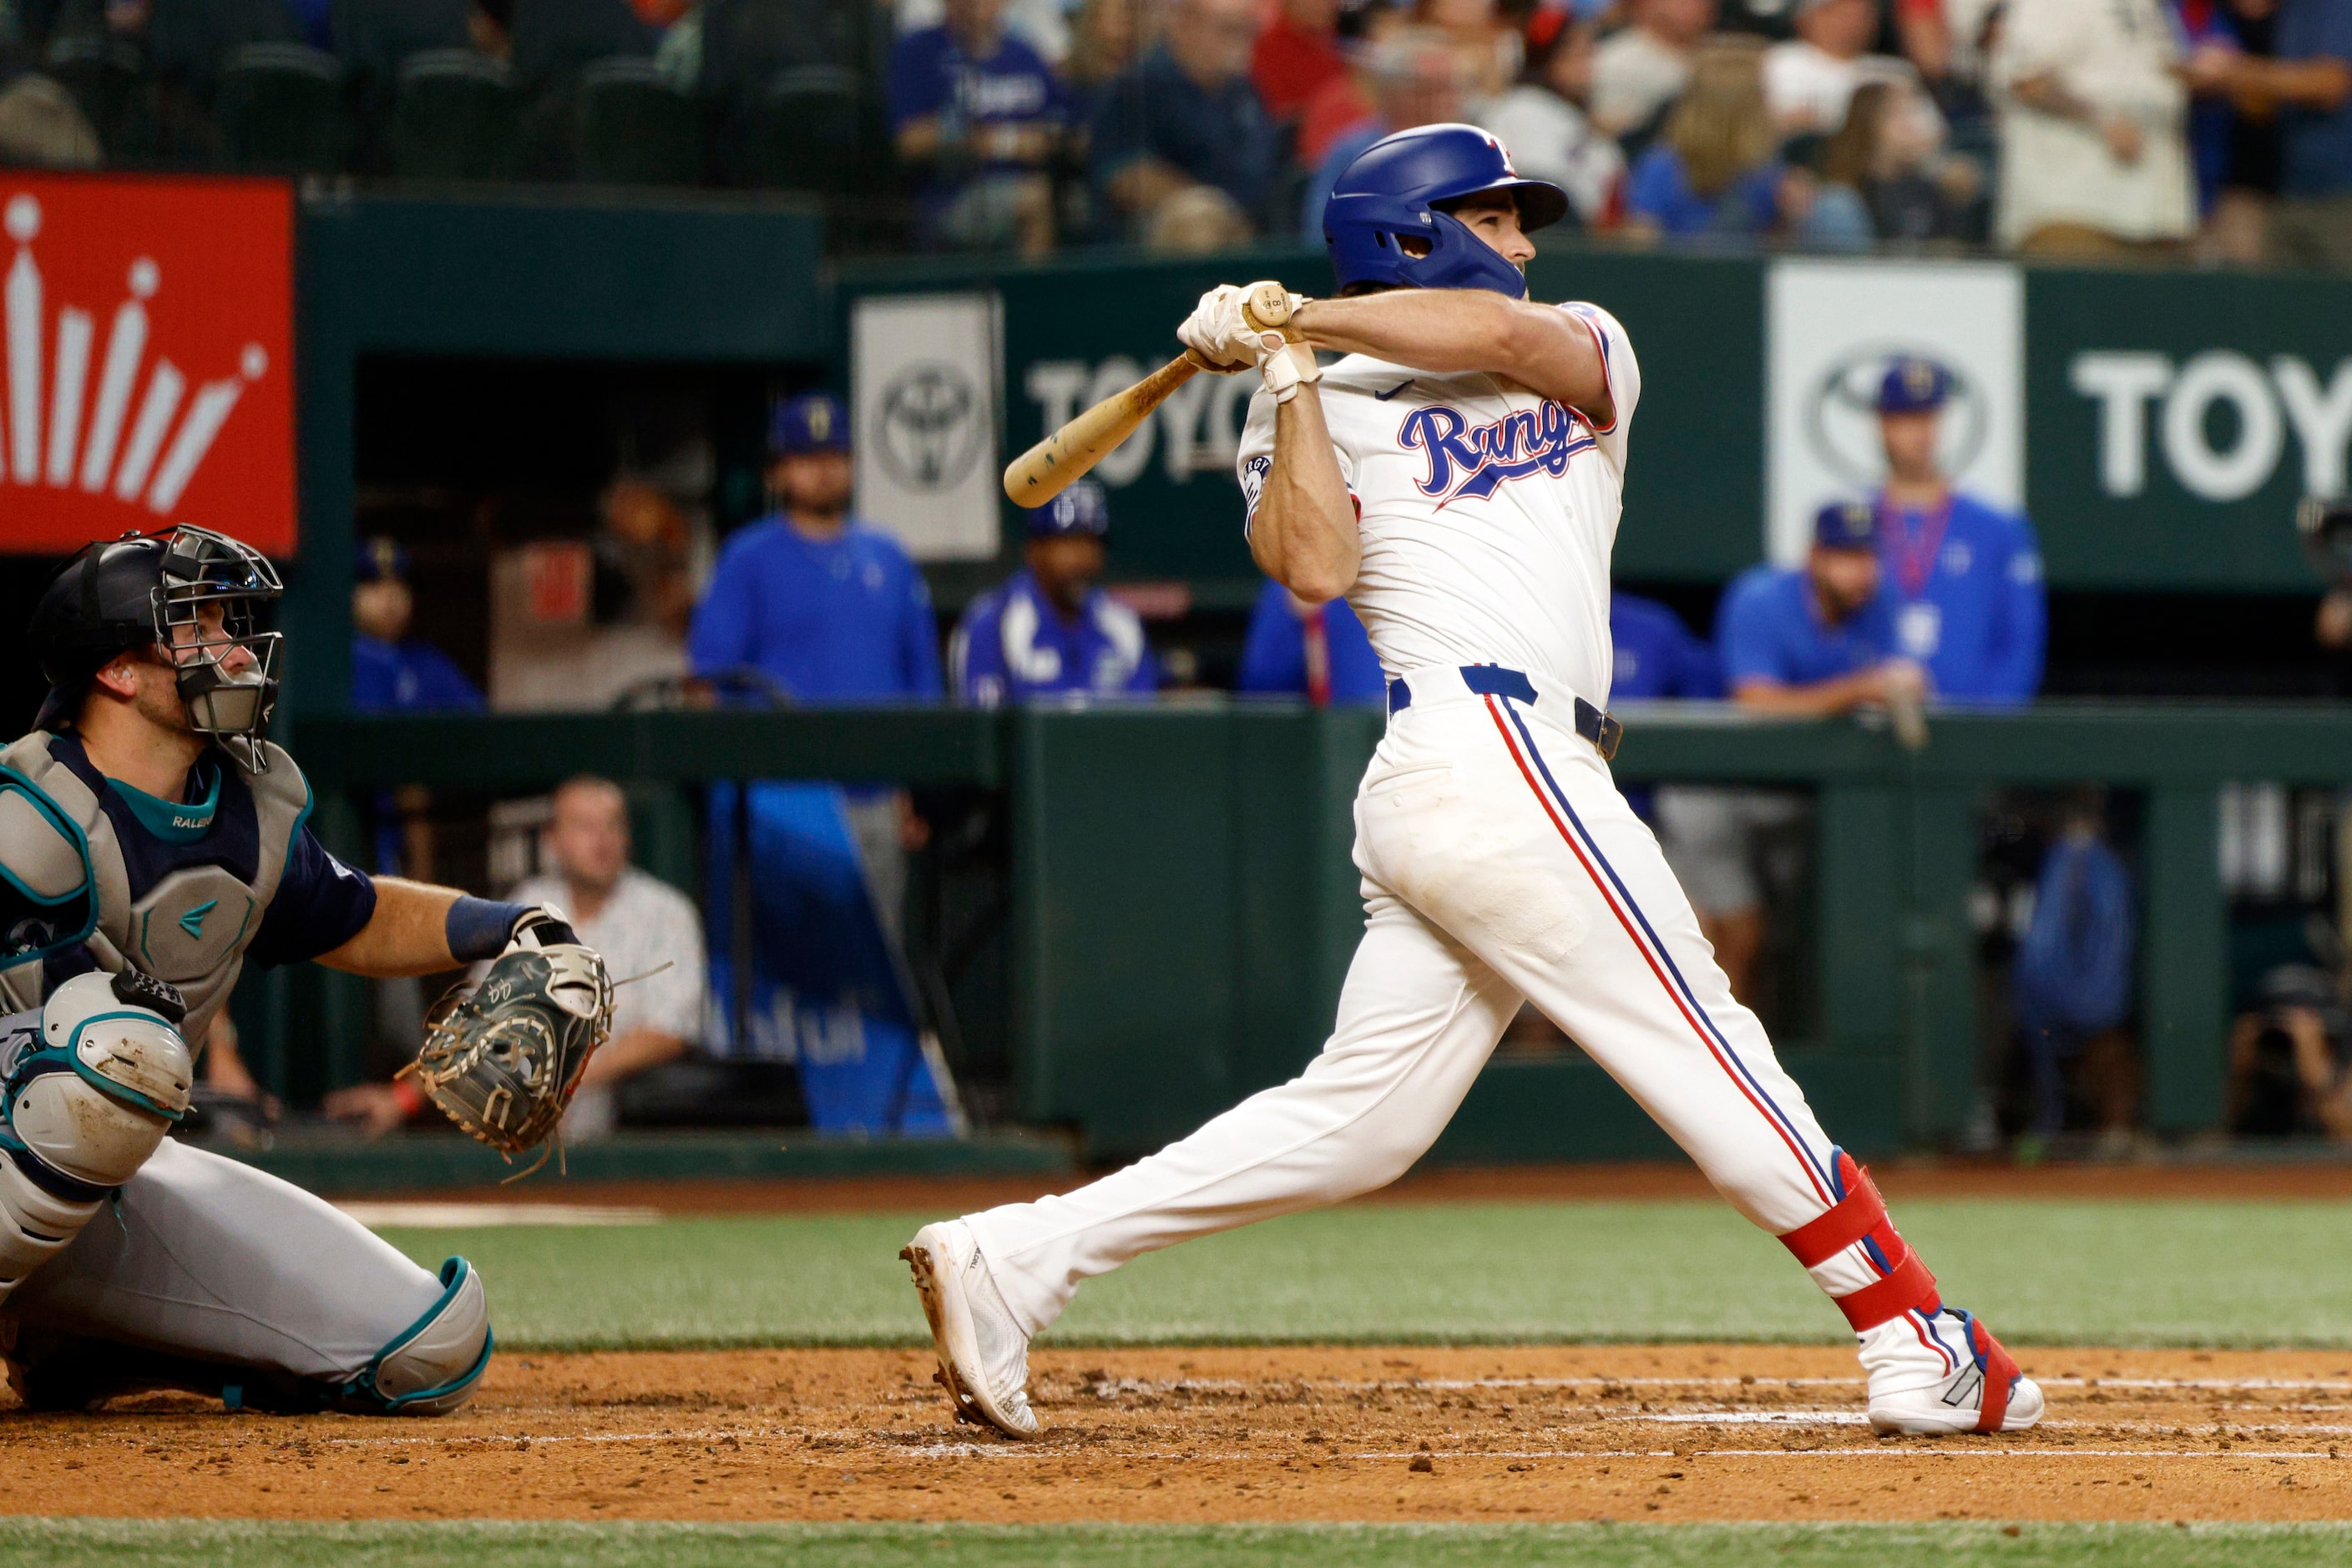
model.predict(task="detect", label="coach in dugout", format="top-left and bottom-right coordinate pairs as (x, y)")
top-left (1869, 356), bottom-right (2046, 707)
top-left (951, 480), bottom-right (1158, 706)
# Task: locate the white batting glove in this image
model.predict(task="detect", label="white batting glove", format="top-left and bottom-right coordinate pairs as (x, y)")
top-left (1176, 286), bottom-right (1252, 372)
top-left (1259, 342), bottom-right (1321, 404)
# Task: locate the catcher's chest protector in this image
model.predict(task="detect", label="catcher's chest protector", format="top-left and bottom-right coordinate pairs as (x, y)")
top-left (0, 733), bottom-right (309, 1043)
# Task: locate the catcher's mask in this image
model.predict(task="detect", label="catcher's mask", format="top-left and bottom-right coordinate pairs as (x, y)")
top-left (31, 526), bottom-right (285, 771)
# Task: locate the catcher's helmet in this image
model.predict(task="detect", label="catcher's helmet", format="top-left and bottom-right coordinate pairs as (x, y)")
top-left (1323, 124), bottom-right (1569, 301)
top-left (28, 527), bottom-right (285, 770)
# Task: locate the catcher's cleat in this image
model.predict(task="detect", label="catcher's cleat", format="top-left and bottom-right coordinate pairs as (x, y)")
top-left (901, 1220), bottom-right (1039, 1439)
top-left (1863, 1306), bottom-right (2043, 1435)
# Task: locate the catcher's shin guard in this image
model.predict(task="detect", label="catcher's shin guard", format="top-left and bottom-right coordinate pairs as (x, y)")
top-left (3, 1257), bottom-right (491, 1417)
top-left (0, 972), bottom-right (192, 1301)
top-left (341, 1256), bottom-right (493, 1414)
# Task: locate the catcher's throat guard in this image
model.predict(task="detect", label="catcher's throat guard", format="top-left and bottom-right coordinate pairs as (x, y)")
top-left (406, 945), bottom-right (614, 1176)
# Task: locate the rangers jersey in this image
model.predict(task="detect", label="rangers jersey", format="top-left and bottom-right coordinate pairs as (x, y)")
top-left (1236, 301), bottom-right (1641, 706)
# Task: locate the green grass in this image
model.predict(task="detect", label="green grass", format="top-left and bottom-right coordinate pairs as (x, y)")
top-left (8, 1522), bottom-right (2352, 1568)
top-left (374, 1198), bottom-right (2352, 1351)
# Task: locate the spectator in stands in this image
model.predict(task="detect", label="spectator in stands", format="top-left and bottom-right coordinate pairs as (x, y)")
top-left (0, 75), bottom-right (100, 168)
top-left (2187, 0), bottom-right (2352, 269)
top-left (898, 0), bottom-right (1074, 63)
top-left (1474, 7), bottom-right (1625, 228)
top-left (688, 392), bottom-right (943, 706)
top-left (1869, 357), bottom-right (2045, 706)
top-left (1298, 28), bottom-right (1466, 240)
top-left (890, 0), bottom-right (1069, 254)
top-left (950, 479), bottom-right (1157, 706)
top-left (1090, 0), bottom-right (1280, 248)
top-left (511, 775), bottom-right (708, 1141)
top-left (1717, 500), bottom-right (1917, 717)
top-left (1763, 0), bottom-right (1909, 134)
top-left (1811, 77), bottom-right (1978, 242)
top-left (1255, 0), bottom-right (1349, 124)
top-left (1991, 0), bottom-right (2195, 255)
top-left (1237, 580), bottom-right (1385, 704)
top-left (352, 539), bottom-right (484, 716)
top-left (1064, 0), bottom-right (1146, 96)
top-left (1417, 0), bottom-right (1512, 100)
top-left (1622, 38), bottom-right (1788, 240)
top-left (1591, 0), bottom-right (1714, 143)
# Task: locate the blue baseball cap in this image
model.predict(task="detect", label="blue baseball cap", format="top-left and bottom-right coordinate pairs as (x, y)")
top-left (769, 391), bottom-right (850, 455)
top-left (1813, 499), bottom-right (1878, 551)
top-left (1027, 479), bottom-right (1110, 539)
top-left (355, 537), bottom-right (409, 583)
top-left (1876, 357), bottom-right (1951, 414)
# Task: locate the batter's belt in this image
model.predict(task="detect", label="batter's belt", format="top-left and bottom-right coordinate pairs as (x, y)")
top-left (1383, 664), bottom-right (1622, 761)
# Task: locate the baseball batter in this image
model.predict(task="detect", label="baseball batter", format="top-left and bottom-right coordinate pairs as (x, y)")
top-left (0, 525), bottom-right (605, 1414)
top-left (904, 123), bottom-right (2040, 1442)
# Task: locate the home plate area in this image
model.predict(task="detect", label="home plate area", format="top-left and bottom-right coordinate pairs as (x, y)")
top-left (4, 1344), bottom-right (2348, 1525)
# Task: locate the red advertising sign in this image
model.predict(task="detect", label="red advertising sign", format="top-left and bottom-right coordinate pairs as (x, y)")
top-left (0, 173), bottom-right (295, 556)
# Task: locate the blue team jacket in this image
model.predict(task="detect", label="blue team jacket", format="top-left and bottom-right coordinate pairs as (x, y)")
top-left (950, 568), bottom-right (1156, 706)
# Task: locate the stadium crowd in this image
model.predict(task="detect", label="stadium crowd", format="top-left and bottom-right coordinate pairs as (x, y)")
top-left (0, 0), bottom-right (2344, 265)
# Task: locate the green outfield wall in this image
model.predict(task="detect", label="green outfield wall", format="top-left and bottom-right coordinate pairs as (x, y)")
top-left (289, 701), bottom-right (2352, 1161)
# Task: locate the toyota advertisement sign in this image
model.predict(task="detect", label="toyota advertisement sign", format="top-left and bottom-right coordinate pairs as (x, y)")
top-left (0, 173), bottom-right (294, 556)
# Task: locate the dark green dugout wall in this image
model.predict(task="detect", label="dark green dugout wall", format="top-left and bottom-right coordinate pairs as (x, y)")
top-left (297, 701), bottom-right (2352, 1161)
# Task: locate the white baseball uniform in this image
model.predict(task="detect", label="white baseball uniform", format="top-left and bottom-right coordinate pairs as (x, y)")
top-left (964, 302), bottom-right (1977, 1386)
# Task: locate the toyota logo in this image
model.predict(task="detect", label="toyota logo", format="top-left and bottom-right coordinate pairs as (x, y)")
top-left (1804, 344), bottom-right (1986, 488)
top-left (876, 362), bottom-right (984, 491)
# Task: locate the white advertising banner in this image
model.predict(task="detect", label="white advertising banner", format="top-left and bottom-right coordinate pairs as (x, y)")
top-left (852, 291), bottom-right (1003, 561)
top-left (1765, 260), bottom-right (2024, 564)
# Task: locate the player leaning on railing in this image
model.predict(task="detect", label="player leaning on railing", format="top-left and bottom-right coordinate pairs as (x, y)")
top-left (0, 526), bottom-right (609, 1415)
top-left (903, 123), bottom-right (2041, 1441)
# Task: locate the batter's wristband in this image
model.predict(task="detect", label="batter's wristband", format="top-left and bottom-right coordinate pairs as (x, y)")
top-left (445, 897), bottom-right (530, 962)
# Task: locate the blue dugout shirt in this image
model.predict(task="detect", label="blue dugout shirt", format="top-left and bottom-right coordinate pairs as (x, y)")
top-left (688, 516), bottom-right (943, 702)
top-left (951, 568), bottom-right (1157, 706)
top-left (1717, 564), bottom-right (1899, 690)
top-left (1609, 592), bottom-right (1722, 701)
top-left (1873, 489), bottom-right (2045, 707)
top-left (1237, 579), bottom-right (1385, 703)
top-left (352, 635), bottom-right (484, 714)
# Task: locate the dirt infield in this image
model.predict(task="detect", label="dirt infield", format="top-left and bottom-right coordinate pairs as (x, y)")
top-left (7, 1344), bottom-right (2350, 1525)
top-left (363, 1159), bottom-right (2352, 1216)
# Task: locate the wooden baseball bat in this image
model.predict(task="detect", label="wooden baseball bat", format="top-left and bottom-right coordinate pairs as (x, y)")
top-left (1003, 283), bottom-right (1296, 508)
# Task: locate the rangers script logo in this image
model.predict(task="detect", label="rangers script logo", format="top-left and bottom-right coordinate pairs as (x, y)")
top-left (1400, 402), bottom-right (1595, 504)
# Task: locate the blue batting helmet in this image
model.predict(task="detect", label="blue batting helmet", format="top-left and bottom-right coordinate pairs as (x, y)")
top-left (1028, 479), bottom-right (1110, 539)
top-left (1323, 124), bottom-right (1568, 301)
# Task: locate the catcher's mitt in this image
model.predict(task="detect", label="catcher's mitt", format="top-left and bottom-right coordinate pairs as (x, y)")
top-left (403, 938), bottom-right (614, 1173)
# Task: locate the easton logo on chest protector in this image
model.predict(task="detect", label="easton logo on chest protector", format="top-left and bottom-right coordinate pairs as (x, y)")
top-left (1399, 402), bottom-right (1595, 504)
top-left (179, 898), bottom-right (216, 938)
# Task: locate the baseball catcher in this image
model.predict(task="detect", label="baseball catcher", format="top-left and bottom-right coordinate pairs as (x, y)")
top-left (0, 524), bottom-right (609, 1414)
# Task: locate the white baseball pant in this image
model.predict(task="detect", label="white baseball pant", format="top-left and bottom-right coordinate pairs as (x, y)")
top-left (968, 663), bottom-right (1907, 1337)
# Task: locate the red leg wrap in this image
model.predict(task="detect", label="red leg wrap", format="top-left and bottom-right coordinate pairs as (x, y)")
top-left (1970, 1318), bottom-right (2020, 1433)
top-left (1776, 1151), bottom-right (1941, 1332)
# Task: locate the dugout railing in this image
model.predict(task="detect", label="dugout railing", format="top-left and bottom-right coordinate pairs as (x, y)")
top-left (276, 700), bottom-right (2352, 1161)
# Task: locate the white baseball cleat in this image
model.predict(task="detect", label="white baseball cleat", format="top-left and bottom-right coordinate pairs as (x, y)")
top-left (1862, 1305), bottom-right (2044, 1435)
top-left (901, 1220), bottom-right (1039, 1439)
